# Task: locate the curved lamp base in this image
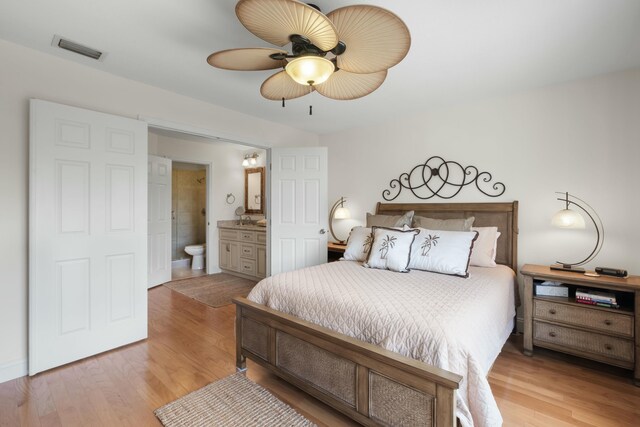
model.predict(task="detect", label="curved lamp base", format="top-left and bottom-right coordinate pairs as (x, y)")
top-left (550, 263), bottom-right (585, 273)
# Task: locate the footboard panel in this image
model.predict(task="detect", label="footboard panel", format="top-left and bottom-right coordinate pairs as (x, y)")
top-left (234, 297), bottom-right (461, 427)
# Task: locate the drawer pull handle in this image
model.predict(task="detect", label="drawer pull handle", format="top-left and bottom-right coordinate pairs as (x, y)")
top-left (605, 344), bottom-right (613, 351)
top-left (548, 331), bottom-right (557, 338)
top-left (604, 320), bottom-right (612, 326)
top-left (548, 309), bottom-right (556, 315)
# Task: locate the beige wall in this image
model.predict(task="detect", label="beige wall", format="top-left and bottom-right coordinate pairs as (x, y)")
top-left (0, 38), bottom-right (318, 382)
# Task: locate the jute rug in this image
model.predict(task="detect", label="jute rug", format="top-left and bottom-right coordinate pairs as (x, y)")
top-left (154, 373), bottom-right (316, 427)
top-left (164, 273), bottom-right (258, 308)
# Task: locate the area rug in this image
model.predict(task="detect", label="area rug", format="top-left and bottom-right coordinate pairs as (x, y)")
top-left (164, 273), bottom-right (258, 308)
top-left (154, 373), bottom-right (316, 427)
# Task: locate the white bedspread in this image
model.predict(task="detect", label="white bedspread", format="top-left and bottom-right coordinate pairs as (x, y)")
top-left (248, 261), bottom-right (515, 427)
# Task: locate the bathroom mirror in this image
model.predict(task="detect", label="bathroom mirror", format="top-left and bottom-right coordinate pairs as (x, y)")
top-left (244, 167), bottom-right (265, 214)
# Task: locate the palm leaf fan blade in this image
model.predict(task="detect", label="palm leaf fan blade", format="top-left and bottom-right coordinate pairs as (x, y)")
top-left (327, 5), bottom-right (411, 74)
top-left (236, 0), bottom-right (338, 51)
top-left (315, 69), bottom-right (387, 100)
top-left (260, 70), bottom-right (313, 101)
top-left (207, 48), bottom-right (287, 71)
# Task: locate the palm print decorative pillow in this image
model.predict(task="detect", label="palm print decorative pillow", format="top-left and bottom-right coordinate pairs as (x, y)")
top-left (364, 227), bottom-right (419, 272)
top-left (342, 227), bottom-right (374, 262)
top-left (408, 228), bottom-right (479, 278)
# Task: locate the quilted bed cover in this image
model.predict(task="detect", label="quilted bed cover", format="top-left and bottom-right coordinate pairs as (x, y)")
top-left (248, 260), bottom-right (516, 427)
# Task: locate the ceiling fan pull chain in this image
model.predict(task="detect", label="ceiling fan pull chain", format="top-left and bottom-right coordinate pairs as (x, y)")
top-left (309, 105), bottom-right (313, 115)
top-left (282, 97), bottom-right (285, 108)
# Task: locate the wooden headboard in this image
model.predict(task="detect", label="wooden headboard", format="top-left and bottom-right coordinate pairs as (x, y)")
top-left (376, 201), bottom-right (519, 272)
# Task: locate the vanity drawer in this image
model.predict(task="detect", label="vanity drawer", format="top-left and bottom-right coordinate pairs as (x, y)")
top-left (240, 231), bottom-right (256, 242)
top-left (240, 244), bottom-right (256, 260)
top-left (220, 229), bottom-right (239, 241)
top-left (239, 258), bottom-right (256, 276)
top-left (534, 299), bottom-right (633, 337)
top-left (256, 232), bottom-right (267, 244)
top-left (533, 321), bottom-right (634, 365)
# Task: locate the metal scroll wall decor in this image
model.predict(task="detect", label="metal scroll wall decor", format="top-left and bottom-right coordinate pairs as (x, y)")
top-left (382, 156), bottom-right (506, 201)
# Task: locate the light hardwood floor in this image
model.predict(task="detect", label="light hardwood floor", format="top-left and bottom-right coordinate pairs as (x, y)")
top-left (1, 286), bottom-right (639, 426)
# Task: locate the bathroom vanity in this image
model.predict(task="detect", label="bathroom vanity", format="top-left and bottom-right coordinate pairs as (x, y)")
top-left (218, 222), bottom-right (266, 280)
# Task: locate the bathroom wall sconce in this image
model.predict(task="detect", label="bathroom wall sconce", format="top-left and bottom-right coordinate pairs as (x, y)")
top-left (550, 191), bottom-right (604, 273)
top-left (242, 153), bottom-right (259, 167)
top-left (329, 196), bottom-right (351, 244)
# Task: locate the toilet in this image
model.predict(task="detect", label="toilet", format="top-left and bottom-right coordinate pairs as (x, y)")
top-left (184, 244), bottom-right (206, 270)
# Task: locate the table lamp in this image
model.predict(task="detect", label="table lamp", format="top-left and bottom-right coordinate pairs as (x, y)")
top-left (551, 192), bottom-right (604, 273)
top-left (329, 197), bottom-right (350, 244)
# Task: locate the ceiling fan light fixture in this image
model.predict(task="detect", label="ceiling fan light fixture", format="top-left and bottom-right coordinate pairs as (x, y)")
top-left (285, 56), bottom-right (335, 86)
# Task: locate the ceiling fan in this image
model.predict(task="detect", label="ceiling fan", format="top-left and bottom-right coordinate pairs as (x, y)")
top-left (207, 0), bottom-right (411, 111)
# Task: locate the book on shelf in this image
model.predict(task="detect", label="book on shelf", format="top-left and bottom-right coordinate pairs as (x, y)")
top-left (576, 289), bottom-right (617, 303)
top-left (575, 299), bottom-right (620, 309)
top-left (575, 288), bottom-right (619, 308)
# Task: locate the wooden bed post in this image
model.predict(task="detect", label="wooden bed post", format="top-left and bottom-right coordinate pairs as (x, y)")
top-left (235, 305), bottom-right (246, 372)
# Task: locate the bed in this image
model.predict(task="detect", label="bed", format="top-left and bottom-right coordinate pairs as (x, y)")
top-left (234, 202), bottom-right (519, 426)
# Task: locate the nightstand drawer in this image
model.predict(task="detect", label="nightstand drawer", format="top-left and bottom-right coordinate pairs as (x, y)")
top-left (240, 244), bottom-right (255, 260)
top-left (534, 321), bottom-right (634, 364)
top-left (534, 299), bottom-right (633, 337)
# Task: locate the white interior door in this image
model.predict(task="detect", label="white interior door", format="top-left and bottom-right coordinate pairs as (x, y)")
top-left (29, 99), bottom-right (148, 375)
top-left (148, 155), bottom-right (172, 287)
top-left (270, 147), bottom-right (328, 275)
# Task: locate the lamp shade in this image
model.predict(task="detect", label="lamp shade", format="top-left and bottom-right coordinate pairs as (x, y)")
top-left (334, 206), bottom-right (350, 219)
top-left (551, 208), bottom-right (586, 229)
top-left (285, 56), bottom-right (335, 86)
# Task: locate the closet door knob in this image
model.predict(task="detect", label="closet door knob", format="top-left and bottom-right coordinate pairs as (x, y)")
top-left (319, 228), bottom-right (327, 234)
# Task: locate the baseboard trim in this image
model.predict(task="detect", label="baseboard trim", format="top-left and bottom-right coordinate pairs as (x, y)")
top-left (0, 359), bottom-right (27, 384)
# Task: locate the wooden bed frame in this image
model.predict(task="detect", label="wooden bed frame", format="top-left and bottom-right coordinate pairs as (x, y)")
top-left (234, 201), bottom-right (519, 426)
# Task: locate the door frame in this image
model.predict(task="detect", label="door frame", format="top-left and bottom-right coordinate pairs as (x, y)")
top-left (140, 116), bottom-right (271, 277)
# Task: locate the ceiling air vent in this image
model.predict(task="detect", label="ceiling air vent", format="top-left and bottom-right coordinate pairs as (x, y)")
top-left (52, 35), bottom-right (105, 61)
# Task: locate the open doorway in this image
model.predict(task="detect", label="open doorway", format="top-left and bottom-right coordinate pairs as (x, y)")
top-left (171, 161), bottom-right (208, 280)
top-left (147, 127), bottom-right (268, 286)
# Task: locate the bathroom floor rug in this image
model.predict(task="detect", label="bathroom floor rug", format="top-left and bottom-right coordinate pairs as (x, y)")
top-left (164, 273), bottom-right (257, 308)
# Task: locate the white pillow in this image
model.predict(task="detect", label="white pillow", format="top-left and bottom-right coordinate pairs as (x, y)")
top-left (342, 226), bottom-right (374, 262)
top-left (364, 227), bottom-right (419, 273)
top-left (408, 228), bottom-right (479, 278)
top-left (469, 226), bottom-right (500, 267)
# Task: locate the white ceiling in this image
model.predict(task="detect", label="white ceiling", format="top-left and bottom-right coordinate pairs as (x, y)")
top-left (2, 0), bottom-right (640, 135)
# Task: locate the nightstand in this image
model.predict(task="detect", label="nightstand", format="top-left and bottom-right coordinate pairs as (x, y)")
top-left (521, 264), bottom-right (640, 386)
top-left (327, 242), bottom-right (347, 262)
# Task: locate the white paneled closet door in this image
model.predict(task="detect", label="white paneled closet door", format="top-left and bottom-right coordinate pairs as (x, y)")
top-left (147, 155), bottom-right (172, 288)
top-left (270, 147), bottom-right (328, 275)
top-left (29, 99), bottom-right (148, 375)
